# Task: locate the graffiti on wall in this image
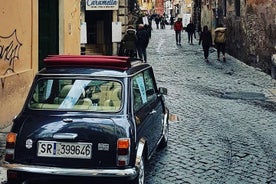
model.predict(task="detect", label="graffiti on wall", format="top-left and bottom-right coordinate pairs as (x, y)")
top-left (0, 30), bottom-right (22, 88)
top-left (0, 30), bottom-right (22, 75)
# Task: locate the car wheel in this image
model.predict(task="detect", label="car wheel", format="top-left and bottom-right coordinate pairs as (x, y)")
top-left (133, 155), bottom-right (145, 184)
top-left (159, 118), bottom-right (169, 148)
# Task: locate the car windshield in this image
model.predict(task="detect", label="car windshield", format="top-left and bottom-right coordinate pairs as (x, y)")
top-left (29, 79), bottom-right (122, 112)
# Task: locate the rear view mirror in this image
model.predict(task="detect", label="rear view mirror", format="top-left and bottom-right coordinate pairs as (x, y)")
top-left (159, 87), bottom-right (167, 95)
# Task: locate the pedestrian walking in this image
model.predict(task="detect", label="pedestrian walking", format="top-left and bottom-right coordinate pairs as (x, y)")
top-left (199, 25), bottom-right (212, 63)
top-left (214, 23), bottom-right (227, 62)
top-left (155, 15), bottom-right (161, 29)
top-left (144, 24), bottom-right (152, 39)
top-left (170, 16), bottom-right (174, 29)
top-left (120, 25), bottom-right (137, 57)
top-left (186, 21), bottom-right (196, 44)
top-left (160, 16), bottom-right (166, 29)
top-left (136, 24), bottom-right (150, 62)
top-left (174, 17), bottom-right (183, 45)
top-left (197, 24), bottom-right (202, 38)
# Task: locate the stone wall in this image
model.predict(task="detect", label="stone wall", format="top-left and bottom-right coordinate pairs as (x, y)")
top-left (224, 0), bottom-right (276, 74)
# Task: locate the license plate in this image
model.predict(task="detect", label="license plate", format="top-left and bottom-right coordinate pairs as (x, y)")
top-left (37, 141), bottom-right (92, 159)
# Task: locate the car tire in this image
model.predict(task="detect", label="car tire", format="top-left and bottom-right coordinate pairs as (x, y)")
top-left (132, 155), bottom-right (145, 184)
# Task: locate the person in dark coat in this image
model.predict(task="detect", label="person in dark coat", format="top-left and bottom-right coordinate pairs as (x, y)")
top-left (120, 25), bottom-right (137, 57)
top-left (199, 25), bottom-right (212, 63)
top-left (160, 16), bottom-right (166, 29)
top-left (144, 24), bottom-right (152, 39)
top-left (136, 24), bottom-right (150, 63)
top-left (170, 16), bottom-right (174, 29)
top-left (186, 21), bottom-right (196, 44)
top-left (155, 15), bottom-right (161, 29)
top-left (197, 24), bottom-right (202, 37)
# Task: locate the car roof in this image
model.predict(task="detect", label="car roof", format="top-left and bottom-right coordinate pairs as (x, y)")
top-left (44, 55), bottom-right (143, 70)
top-left (40, 55), bottom-right (151, 77)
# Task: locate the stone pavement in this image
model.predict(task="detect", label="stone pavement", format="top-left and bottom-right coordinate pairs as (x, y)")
top-left (0, 71), bottom-right (276, 184)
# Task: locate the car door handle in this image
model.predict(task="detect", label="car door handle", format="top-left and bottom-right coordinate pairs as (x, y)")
top-left (149, 110), bottom-right (157, 114)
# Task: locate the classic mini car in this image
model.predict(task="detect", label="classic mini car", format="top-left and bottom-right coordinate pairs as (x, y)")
top-left (4, 55), bottom-right (169, 184)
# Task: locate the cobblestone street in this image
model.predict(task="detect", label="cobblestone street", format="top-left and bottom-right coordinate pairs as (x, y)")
top-left (1, 25), bottom-right (276, 184)
top-left (143, 24), bottom-right (276, 183)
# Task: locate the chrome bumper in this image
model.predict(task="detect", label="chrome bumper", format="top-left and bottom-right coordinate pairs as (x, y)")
top-left (3, 162), bottom-right (138, 179)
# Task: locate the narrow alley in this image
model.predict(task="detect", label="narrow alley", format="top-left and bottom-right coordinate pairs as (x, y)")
top-left (1, 24), bottom-right (276, 184)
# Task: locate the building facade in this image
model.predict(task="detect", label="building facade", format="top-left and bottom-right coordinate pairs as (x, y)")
top-left (0, 0), bottom-right (140, 127)
top-left (197, 0), bottom-right (276, 74)
top-left (0, 0), bottom-right (82, 127)
top-left (154, 0), bottom-right (165, 15)
top-left (170, 0), bottom-right (193, 25)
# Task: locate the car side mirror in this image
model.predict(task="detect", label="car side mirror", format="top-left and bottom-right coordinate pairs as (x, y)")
top-left (159, 87), bottom-right (167, 95)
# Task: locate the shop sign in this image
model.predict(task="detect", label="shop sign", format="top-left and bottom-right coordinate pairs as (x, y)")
top-left (86, 0), bottom-right (118, 10)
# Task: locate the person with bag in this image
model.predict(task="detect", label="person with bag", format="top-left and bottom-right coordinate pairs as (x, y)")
top-left (199, 25), bottom-right (212, 63)
top-left (214, 23), bottom-right (227, 62)
top-left (174, 17), bottom-right (183, 45)
top-left (120, 25), bottom-right (137, 57)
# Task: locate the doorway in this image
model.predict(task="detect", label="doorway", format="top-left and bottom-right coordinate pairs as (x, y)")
top-left (39, 0), bottom-right (59, 70)
top-left (85, 11), bottom-right (112, 55)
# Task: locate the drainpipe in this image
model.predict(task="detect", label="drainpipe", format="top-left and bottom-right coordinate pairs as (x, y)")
top-left (272, 46), bottom-right (276, 79)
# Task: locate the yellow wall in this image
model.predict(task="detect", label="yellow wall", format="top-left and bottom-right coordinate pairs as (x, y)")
top-left (0, 0), bottom-right (81, 128)
top-left (0, 0), bottom-right (38, 128)
top-left (59, 0), bottom-right (81, 54)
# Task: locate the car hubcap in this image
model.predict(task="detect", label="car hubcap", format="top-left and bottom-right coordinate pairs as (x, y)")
top-left (164, 120), bottom-right (169, 141)
top-left (139, 156), bottom-right (145, 184)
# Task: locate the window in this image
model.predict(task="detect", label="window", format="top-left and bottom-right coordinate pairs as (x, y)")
top-left (132, 70), bottom-right (157, 112)
top-left (144, 70), bottom-right (156, 102)
top-left (29, 79), bottom-right (122, 112)
top-left (132, 73), bottom-right (144, 111)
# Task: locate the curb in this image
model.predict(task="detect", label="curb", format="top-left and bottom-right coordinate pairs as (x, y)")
top-left (0, 125), bottom-right (11, 134)
top-left (266, 88), bottom-right (276, 102)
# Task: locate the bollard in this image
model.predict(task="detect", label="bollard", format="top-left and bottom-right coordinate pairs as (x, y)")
top-left (272, 54), bottom-right (276, 79)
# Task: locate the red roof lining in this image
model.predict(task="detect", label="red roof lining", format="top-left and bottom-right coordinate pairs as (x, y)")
top-left (47, 55), bottom-right (129, 60)
top-left (44, 55), bottom-right (131, 70)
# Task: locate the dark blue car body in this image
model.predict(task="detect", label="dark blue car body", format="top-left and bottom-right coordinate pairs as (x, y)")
top-left (4, 55), bottom-right (169, 184)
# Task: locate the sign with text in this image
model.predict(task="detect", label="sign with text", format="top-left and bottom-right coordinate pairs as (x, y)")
top-left (86, 0), bottom-right (118, 10)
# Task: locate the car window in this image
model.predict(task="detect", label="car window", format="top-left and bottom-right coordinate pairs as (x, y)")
top-left (132, 69), bottom-right (157, 112)
top-left (133, 73), bottom-right (144, 111)
top-left (29, 79), bottom-right (122, 112)
top-left (144, 69), bottom-right (156, 102)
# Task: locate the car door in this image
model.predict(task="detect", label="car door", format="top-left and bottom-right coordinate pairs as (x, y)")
top-left (132, 69), bottom-right (163, 155)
